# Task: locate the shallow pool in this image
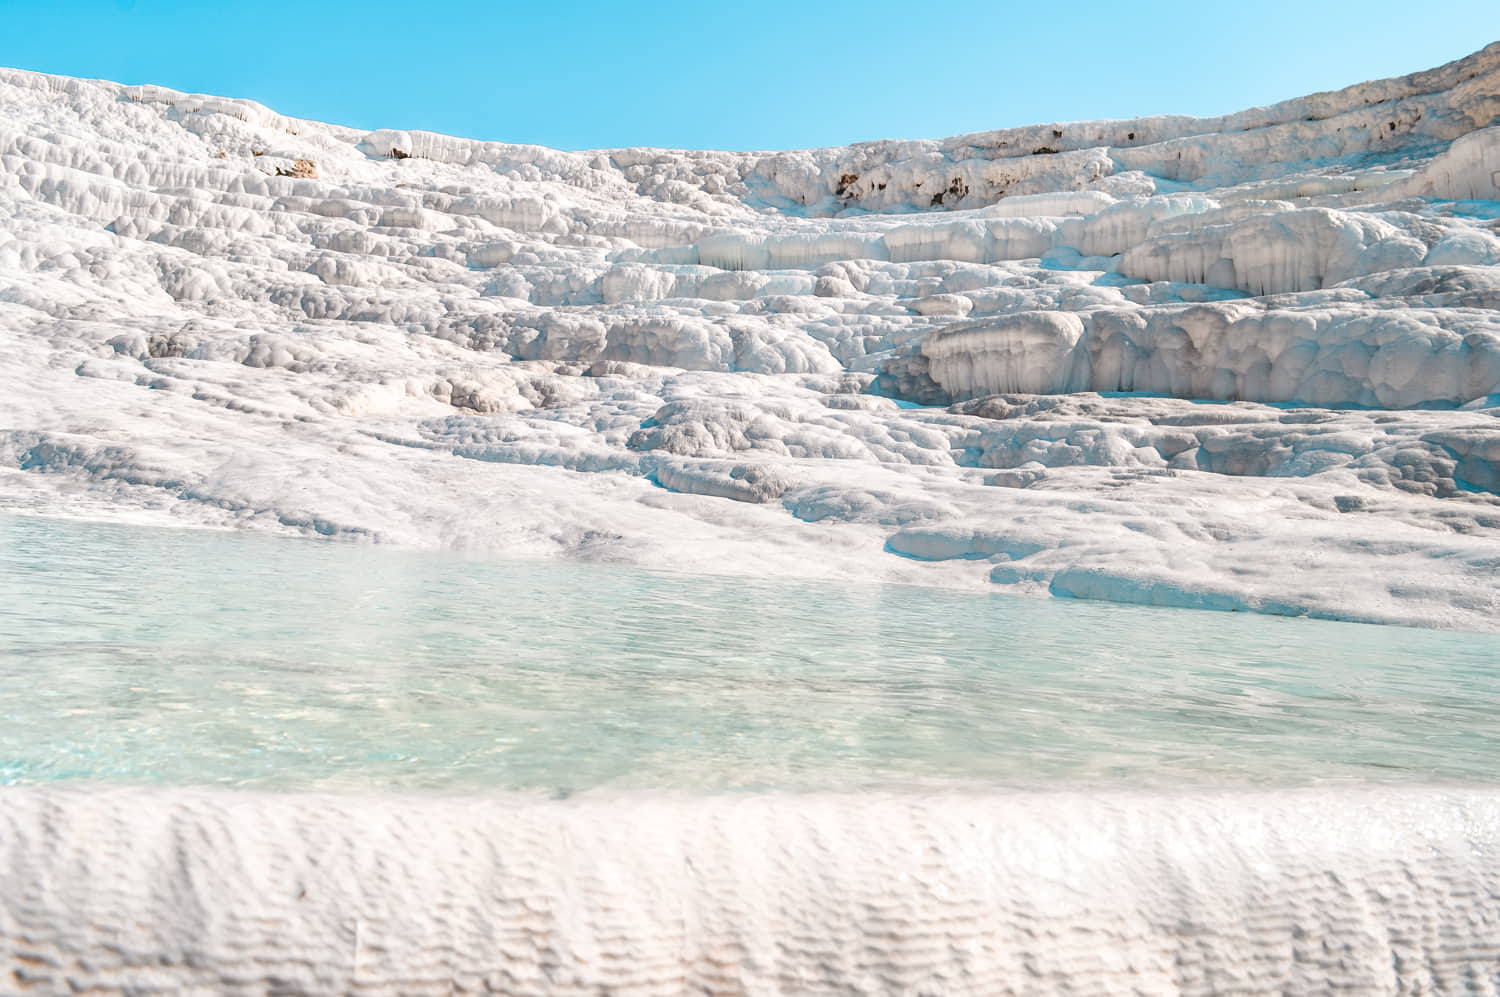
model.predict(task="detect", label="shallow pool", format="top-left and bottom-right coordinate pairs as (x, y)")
top-left (2, 514), bottom-right (1498, 793)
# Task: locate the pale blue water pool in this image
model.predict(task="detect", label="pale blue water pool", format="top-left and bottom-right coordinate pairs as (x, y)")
top-left (2, 514), bottom-right (1498, 793)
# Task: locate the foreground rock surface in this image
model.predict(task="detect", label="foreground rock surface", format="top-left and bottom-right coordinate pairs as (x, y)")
top-left (2, 785), bottom-right (1498, 995)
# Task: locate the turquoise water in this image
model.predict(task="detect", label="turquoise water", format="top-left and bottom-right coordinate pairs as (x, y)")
top-left (2, 514), bottom-right (1498, 793)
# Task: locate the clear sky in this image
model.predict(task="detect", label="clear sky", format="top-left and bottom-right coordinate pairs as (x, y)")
top-left (4, 1), bottom-right (1498, 151)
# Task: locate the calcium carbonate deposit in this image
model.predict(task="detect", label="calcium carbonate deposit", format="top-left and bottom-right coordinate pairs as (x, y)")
top-left (3, 44), bottom-right (1500, 997)
top-left (2, 786), bottom-right (1498, 996)
top-left (2, 44), bottom-right (1500, 628)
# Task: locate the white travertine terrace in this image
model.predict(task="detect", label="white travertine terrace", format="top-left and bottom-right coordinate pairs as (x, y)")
top-left (1, 786), bottom-right (1498, 996)
top-left (3, 47), bottom-right (1500, 628)
top-left (4, 48), bottom-right (1500, 995)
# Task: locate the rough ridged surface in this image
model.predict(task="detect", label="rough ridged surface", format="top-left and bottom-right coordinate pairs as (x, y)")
top-left (1, 786), bottom-right (1498, 995)
top-left (2, 49), bottom-right (1500, 627)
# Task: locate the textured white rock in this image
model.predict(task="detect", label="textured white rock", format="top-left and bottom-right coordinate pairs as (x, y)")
top-left (2, 47), bottom-right (1500, 628)
top-left (1, 786), bottom-right (1498, 996)
top-left (5, 53), bottom-right (1500, 996)
top-left (1398, 125), bottom-right (1500, 201)
top-left (923, 301), bottom-right (1500, 407)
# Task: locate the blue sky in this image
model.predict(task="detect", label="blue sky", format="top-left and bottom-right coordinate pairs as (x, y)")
top-left (4, 1), bottom-right (1498, 151)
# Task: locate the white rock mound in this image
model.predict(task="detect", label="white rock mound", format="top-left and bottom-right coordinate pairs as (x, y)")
top-left (1, 45), bottom-right (1499, 627)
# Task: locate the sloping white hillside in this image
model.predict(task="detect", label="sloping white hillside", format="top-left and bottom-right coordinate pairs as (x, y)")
top-left (2, 45), bottom-right (1499, 627)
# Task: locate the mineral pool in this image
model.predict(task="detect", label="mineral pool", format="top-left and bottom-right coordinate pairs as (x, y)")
top-left (4, 513), bottom-right (1498, 795)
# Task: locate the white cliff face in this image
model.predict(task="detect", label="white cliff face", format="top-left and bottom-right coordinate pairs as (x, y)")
top-left (2, 786), bottom-right (1498, 996)
top-left (922, 298), bottom-right (1500, 407)
top-left (2, 46), bottom-right (1500, 628)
